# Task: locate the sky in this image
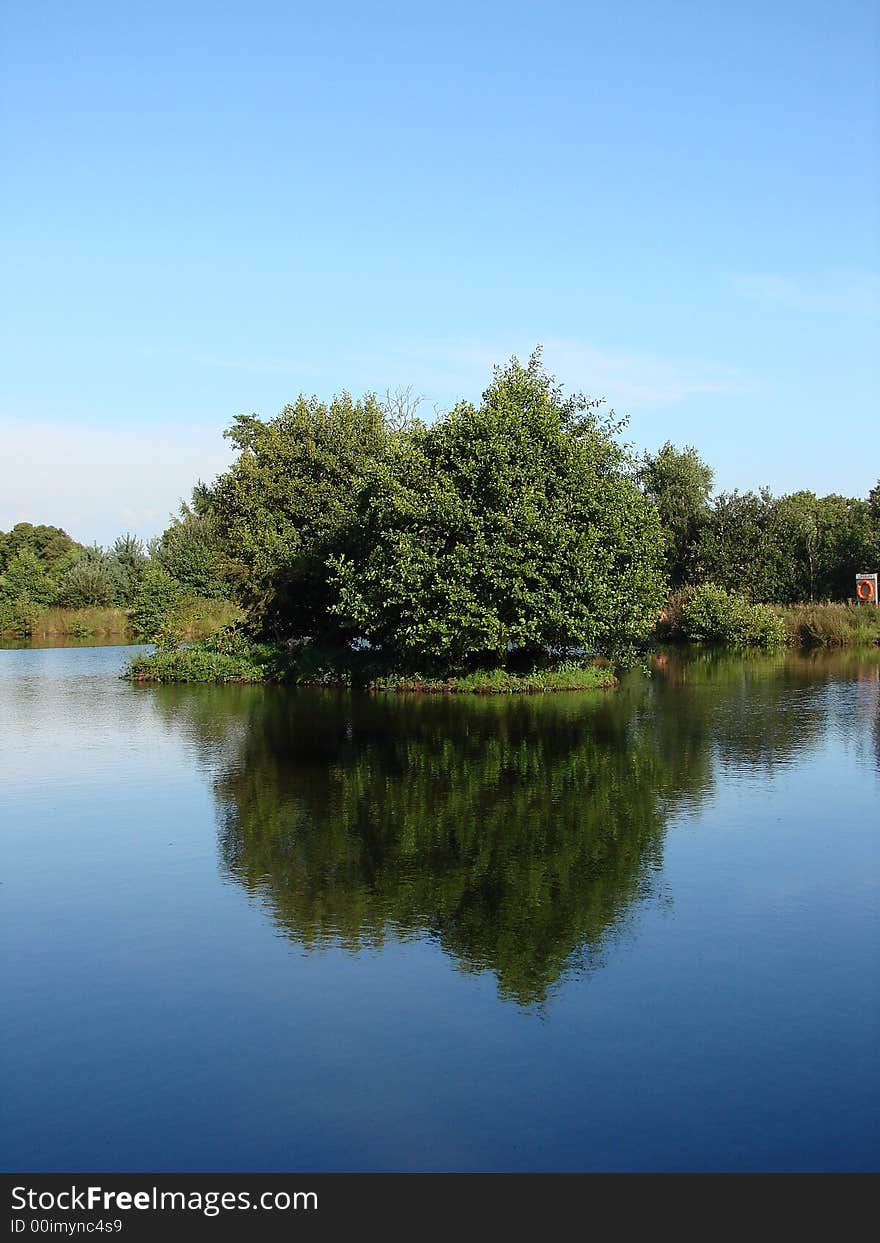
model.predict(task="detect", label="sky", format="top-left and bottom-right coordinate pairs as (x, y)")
top-left (1, 0), bottom-right (877, 546)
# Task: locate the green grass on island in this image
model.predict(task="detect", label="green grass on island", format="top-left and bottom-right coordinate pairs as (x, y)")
top-left (126, 639), bottom-right (617, 693)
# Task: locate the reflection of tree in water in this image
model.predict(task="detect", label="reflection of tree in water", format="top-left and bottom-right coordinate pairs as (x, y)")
top-left (649, 647), bottom-right (867, 773)
top-left (143, 648), bottom-right (847, 1007)
top-left (207, 690), bottom-right (714, 1007)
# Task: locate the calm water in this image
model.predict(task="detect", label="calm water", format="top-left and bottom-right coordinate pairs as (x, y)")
top-left (1, 644), bottom-right (878, 1172)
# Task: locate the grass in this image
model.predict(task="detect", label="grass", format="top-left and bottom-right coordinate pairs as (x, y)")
top-left (22, 606), bottom-right (130, 639)
top-left (0, 598), bottom-right (242, 641)
top-left (776, 601), bottom-right (880, 647)
top-left (368, 663), bottom-right (616, 693)
top-left (658, 589), bottom-right (880, 649)
top-left (127, 640), bottom-right (618, 692)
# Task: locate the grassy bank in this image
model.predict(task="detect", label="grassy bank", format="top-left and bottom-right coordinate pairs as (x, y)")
top-left (127, 639), bottom-right (617, 692)
top-left (0, 599), bottom-right (242, 642)
top-left (658, 585), bottom-right (880, 649)
top-left (776, 601), bottom-right (880, 647)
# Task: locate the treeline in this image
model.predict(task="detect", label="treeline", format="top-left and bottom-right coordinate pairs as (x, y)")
top-left (641, 442), bottom-right (880, 603)
top-left (0, 509), bottom-right (231, 640)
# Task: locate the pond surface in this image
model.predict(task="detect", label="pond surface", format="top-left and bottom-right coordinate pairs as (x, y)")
top-left (1, 644), bottom-right (878, 1172)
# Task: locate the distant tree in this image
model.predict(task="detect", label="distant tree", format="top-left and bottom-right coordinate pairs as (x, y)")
top-left (55, 546), bottom-right (119, 608)
top-left (769, 491), bottom-right (820, 601)
top-left (381, 385), bottom-right (424, 434)
top-left (111, 534), bottom-right (148, 605)
top-left (331, 351), bottom-right (667, 668)
top-left (0, 547), bottom-right (56, 604)
top-left (640, 442), bottom-right (713, 587)
top-left (128, 563), bottom-right (187, 644)
top-left (868, 480), bottom-right (880, 522)
top-left (813, 494), bottom-right (874, 598)
top-left (156, 501), bottom-right (228, 599)
top-left (696, 489), bottom-right (787, 602)
top-left (0, 523), bottom-right (82, 575)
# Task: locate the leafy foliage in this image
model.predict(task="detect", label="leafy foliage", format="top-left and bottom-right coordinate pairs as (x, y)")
top-left (677, 583), bottom-right (785, 647)
top-left (0, 523), bottom-right (83, 575)
top-left (111, 534), bottom-right (148, 603)
top-left (128, 563), bottom-right (187, 644)
top-left (55, 546), bottom-right (120, 607)
top-left (155, 499), bottom-right (228, 599)
top-left (331, 351), bottom-right (667, 668)
top-left (209, 392), bottom-right (389, 638)
top-left (0, 547), bottom-right (56, 605)
top-left (641, 441), bottom-right (713, 587)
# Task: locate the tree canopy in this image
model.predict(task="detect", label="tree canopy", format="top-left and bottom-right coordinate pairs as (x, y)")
top-left (203, 350), bottom-right (667, 666)
top-left (330, 352), bottom-right (666, 667)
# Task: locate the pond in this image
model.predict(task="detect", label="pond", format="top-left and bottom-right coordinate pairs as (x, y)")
top-left (1, 644), bottom-right (878, 1171)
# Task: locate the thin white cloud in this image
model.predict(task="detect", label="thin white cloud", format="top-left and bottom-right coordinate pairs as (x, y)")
top-left (348, 336), bottom-right (748, 413)
top-left (0, 337), bottom-right (748, 543)
top-left (0, 417), bottom-right (234, 547)
top-left (729, 271), bottom-right (879, 315)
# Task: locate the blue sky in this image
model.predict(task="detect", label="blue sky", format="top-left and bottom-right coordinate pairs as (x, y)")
top-left (1, 0), bottom-right (877, 545)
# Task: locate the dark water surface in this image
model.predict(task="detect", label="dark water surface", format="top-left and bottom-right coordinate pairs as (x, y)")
top-left (2, 644), bottom-right (878, 1172)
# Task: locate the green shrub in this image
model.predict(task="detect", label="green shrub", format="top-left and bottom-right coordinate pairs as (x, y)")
top-left (10, 596), bottom-right (46, 637)
top-left (127, 644), bottom-right (270, 683)
top-left (55, 548), bottom-right (119, 607)
top-left (745, 603), bottom-right (786, 647)
top-left (679, 583), bottom-right (784, 647)
top-left (128, 564), bottom-right (187, 644)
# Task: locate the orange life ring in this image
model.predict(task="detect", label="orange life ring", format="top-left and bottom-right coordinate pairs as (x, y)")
top-left (856, 579), bottom-right (875, 601)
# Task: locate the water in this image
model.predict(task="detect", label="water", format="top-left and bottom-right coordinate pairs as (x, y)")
top-left (1, 644), bottom-right (878, 1172)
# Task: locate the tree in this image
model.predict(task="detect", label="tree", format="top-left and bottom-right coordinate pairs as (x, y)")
top-left (696, 488), bottom-right (787, 602)
top-left (0, 547), bottom-right (55, 604)
top-left (210, 392), bottom-right (389, 638)
top-left (813, 493), bottom-right (874, 598)
top-left (156, 500), bottom-right (228, 599)
top-left (55, 546), bottom-right (119, 607)
top-left (330, 351), bottom-right (667, 668)
top-left (111, 534), bottom-right (148, 605)
top-left (128, 563), bottom-right (187, 643)
top-left (0, 523), bottom-right (82, 575)
top-left (640, 442), bottom-right (713, 587)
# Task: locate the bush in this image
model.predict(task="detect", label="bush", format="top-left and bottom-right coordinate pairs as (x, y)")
top-left (678, 583), bottom-right (784, 647)
top-left (9, 597), bottom-right (46, 637)
top-left (55, 548), bottom-right (119, 607)
top-left (127, 644), bottom-right (270, 684)
top-left (128, 564), bottom-right (187, 644)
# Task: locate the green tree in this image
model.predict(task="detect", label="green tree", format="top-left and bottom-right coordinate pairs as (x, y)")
top-left (331, 351), bottom-right (666, 668)
top-left (813, 493), bottom-right (874, 598)
top-left (697, 488), bottom-right (788, 602)
top-left (156, 499), bottom-right (228, 599)
top-left (111, 534), bottom-right (148, 605)
top-left (128, 563), bottom-right (187, 643)
top-left (0, 547), bottom-right (56, 604)
top-left (55, 546), bottom-right (119, 607)
top-left (640, 441), bottom-right (713, 587)
top-left (210, 392), bottom-right (389, 638)
top-left (0, 523), bottom-right (82, 574)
